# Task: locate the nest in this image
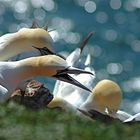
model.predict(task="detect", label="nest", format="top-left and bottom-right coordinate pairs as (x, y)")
top-left (9, 80), bottom-right (54, 110)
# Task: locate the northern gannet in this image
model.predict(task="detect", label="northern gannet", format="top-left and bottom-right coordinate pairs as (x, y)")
top-left (0, 21), bottom-right (56, 61)
top-left (0, 55), bottom-right (93, 102)
top-left (79, 80), bottom-right (133, 122)
top-left (79, 80), bottom-right (122, 115)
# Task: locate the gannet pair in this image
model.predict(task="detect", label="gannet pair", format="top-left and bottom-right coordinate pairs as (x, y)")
top-left (0, 21), bottom-right (56, 91)
top-left (0, 22), bottom-right (94, 102)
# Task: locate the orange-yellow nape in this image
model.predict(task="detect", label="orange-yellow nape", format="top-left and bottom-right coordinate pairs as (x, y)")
top-left (91, 79), bottom-right (122, 114)
top-left (80, 79), bottom-right (122, 115)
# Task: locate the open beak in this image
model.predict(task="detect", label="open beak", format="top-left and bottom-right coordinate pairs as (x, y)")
top-left (33, 46), bottom-right (66, 60)
top-left (53, 67), bottom-right (94, 92)
top-left (57, 66), bottom-right (94, 75)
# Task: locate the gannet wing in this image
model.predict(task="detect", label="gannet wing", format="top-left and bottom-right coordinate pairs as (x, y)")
top-left (110, 110), bottom-right (132, 122)
top-left (66, 48), bottom-right (81, 66)
top-left (66, 32), bottom-right (93, 66)
top-left (124, 112), bottom-right (140, 122)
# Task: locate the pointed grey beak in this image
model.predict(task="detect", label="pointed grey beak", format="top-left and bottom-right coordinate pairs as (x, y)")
top-left (53, 67), bottom-right (94, 92)
top-left (33, 46), bottom-right (66, 60)
top-left (53, 73), bottom-right (92, 92)
top-left (56, 66), bottom-right (94, 75)
top-left (79, 32), bottom-right (93, 53)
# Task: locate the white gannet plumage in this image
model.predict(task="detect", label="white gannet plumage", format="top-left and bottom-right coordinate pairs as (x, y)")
top-left (53, 53), bottom-right (95, 107)
top-left (110, 110), bottom-right (132, 122)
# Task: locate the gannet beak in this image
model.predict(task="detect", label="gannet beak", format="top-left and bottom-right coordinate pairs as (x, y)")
top-left (53, 67), bottom-right (93, 92)
top-left (53, 73), bottom-right (92, 92)
top-left (79, 32), bottom-right (93, 53)
top-left (57, 66), bottom-right (94, 75)
top-left (33, 46), bottom-right (66, 59)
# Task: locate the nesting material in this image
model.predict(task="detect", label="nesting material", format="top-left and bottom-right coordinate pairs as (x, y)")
top-left (9, 80), bottom-right (53, 110)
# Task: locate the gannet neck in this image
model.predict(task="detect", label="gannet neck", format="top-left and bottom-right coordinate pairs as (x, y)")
top-left (79, 98), bottom-right (105, 114)
top-left (18, 55), bottom-right (68, 77)
top-left (0, 32), bottom-right (35, 61)
top-left (0, 61), bottom-right (21, 95)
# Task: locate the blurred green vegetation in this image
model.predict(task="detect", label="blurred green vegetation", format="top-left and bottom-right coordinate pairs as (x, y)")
top-left (0, 102), bottom-right (140, 140)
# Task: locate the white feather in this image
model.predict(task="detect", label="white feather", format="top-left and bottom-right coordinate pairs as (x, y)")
top-left (53, 48), bottom-right (95, 107)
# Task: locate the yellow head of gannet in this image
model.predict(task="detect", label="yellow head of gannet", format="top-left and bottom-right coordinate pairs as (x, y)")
top-left (80, 79), bottom-right (122, 115)
top-left (0, 21), bottom-right (58, 61)
top-left (0, 55), bottom-right (93, 102)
